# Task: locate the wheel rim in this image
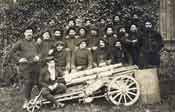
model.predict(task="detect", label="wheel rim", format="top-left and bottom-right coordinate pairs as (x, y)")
top-left (107, 75), bottom-right (140, 106)
top-left (26, 99), bottom-right (41, 112)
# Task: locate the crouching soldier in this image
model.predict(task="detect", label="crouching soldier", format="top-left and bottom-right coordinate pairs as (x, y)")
top-left (39, 59), bottom-right (66, 109)
top-left (49, 41), bottom-right (71, 74)
top-left (71, 39), bottom-right (93, 72)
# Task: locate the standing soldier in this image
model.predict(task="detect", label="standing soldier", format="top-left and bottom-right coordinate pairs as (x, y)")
top-left (53, 29), bottom-right (64, 42)
top-left (97, 17), bottom-right (107, 37)
top-left (87, 26), bottom-right (99, 50)
top-left (64, 27), bottom-right (79, 51)
top-left (38, 31), bottom-right (54, 59)
top-left (125, 24), bottom-right (140, 65)
top-left (140, 21), bottom-right (164, 68)
top-left (7, 28), bottom-right (40, 108)
top-left (118, 27), bottom-right (130, 64)
top-left (103, 26), bottom-right (118, 48)
top-left (71, 39), bottom-right (93, 72)
top-left (113, 15), bottom-right (122, 34)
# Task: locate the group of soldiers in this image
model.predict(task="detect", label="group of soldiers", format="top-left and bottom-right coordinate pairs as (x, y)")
top-left (5, 16), bottom-right (164, 109)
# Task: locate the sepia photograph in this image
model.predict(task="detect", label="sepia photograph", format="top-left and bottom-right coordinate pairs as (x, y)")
top-left (0, 0), bottom-right (174, 112)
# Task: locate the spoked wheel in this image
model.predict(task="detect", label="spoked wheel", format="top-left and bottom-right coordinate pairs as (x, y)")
top-left (26, 99), bottom-right (42, 112)
top-left (107, 75), bottom-right (140, 106)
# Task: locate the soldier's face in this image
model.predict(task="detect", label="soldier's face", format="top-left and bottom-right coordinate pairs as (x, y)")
top-left (79, 29), bottom-right (86, 36)
top-left (68, 20), bottom-right (75, 26)
top-left (69, 29), bottom-right (76, 36)
top-left (56, 45), bottom-right (64, 51)
top-left (119, 28), bottom-right (126, 33)
top-left (43, 32), bottom-right (50, 40)
top-left (106, 28), bottom-right (113, 35)
top-left (54, 31), bottom-right (62, 37)
top-left (99, 40), bottom-right (105, 48)
top-left (115, 42), bottom-right (121, 47)
top-left (24, 29), bottom-right (33, 40)
top-left (145, 22), bottom-right (152, 29)
top-left (90, 30), bottom-right (97, 36)
top-left (133, 14), bottom-right (138, 19)
top-left (85, 20), bottom-right (91, 26)
top-left (114, 16), bottom-right (120, 22)
top-left (79, 42), bottom-right (87, 48)
top-left (76, 18), bottom-right (82, 26)
top-left (130, 25), bottom-right (137, 32)
top-left (100, 19), bottom-right (105, 24)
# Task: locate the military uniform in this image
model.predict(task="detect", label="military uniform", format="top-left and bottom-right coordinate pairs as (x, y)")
top-left (8, 39), bottom-right (40, 100)
top-left (38, 39), bottom-right (54, 59)
top-left (124, 32), bottom-right (140, 65)
top-left (51, 48), bottom-right (71, 72)
top-left (140, 30), bottom-right (164, 68)
top-left (93, 47), bottom-right (111, 67)
top-left (71, 48), bottom-right (93, 70)
top-left (39, 65), bottom-right (66, 107)
top-left (103, 34), bottom-right (118, 48)
top-left (111, 45), bottom-right (124, 64)
top-left (64, 36), bottom-right (81, 51)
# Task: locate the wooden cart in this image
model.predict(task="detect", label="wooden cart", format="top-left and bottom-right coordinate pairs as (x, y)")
top-left (26, 64), bottom-right (140, 112)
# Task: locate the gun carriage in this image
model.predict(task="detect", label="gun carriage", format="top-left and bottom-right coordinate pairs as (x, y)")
top-left (26, 63), bottom-right (140, 112)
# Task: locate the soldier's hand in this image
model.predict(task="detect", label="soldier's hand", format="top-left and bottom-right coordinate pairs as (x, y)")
top-left (33, 56), bottom-right (40, 61)
top-left (48, 49), bottom-right (54, 55)
top-left (48, 85), bottom-right (54, 91)
top-left (19, 58), bottom-right (28, 63)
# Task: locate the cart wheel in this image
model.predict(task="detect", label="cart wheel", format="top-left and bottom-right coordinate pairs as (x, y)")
top-left (107, 75), bottom-right (140, 106)
top-left (26, 99), bottom-right (42, 112)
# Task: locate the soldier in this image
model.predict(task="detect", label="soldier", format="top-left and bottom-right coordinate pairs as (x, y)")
top-left (103, 26), bottom-right (118, 48)
top-left (124, 24), bottom-right (140, 65)
top-left (118, 27), bottom-right (130, 64)
top-left (39, 59), bottom-right (66, 109)
top-left (140, 21), bottom-right (164, 68)
top-left (111, 40), bottom-right (124, 64)
top-left (93, 39), bottom-right (111, 67)
top-left (113, 15), bottom-right (122, 34)
top-left (38, 31), bottom-right (54, 59)
top-left (53, 29), bottom-right (64, 42)
top-left (64, 27), bottom-right (79, 51)
top-left (87, 26), bottom-right (99, 49)
top-left (7, 28), bottom-right (40, 108)
top-left (97, 17), bottom-right (107, 37)
top-left (84, 19), bottom-right (92, 31)
top-left (71, 39), bottom-right (93, 72)
top-left (78, 27), bottom-right (88, 39)
top-left (65, 18), bottom-right (75, 30)
top-left (49, 41), bottom-right (71, 73)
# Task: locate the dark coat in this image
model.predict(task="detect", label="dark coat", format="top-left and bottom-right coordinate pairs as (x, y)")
top-left (93, 47), bottom-right (111, 66)
top-left (9, 39), bottom-right (38, 61)
top-left (38, 39), bottom-right (55, 59)
top-left (51, 49), bottom-right (71, 67)
top-left (140, 29), bottom-right (164, 67)
top-left (71, 48), bottom-right (93, 68)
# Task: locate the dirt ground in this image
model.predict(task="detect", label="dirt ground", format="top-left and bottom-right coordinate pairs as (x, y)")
top-left (0, 86), bottom-right (174, 112)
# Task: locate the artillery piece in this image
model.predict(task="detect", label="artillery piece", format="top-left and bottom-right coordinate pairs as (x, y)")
top-left (26, 64), bottom-right (140, 112)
